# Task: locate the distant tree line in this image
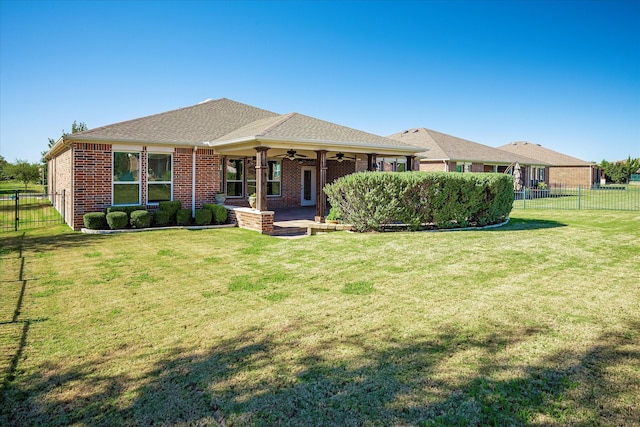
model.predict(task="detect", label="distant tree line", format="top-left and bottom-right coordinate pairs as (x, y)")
top-left (1, 121), bottom-right (88, 191)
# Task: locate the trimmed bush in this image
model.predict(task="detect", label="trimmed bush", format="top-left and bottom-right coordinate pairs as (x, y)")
top-left (130, 210), bottom-right (151, 229)
top-left (107, 205), bottom-right (145, 216)
top-left (176, 208), bottom-right (192, 226)
top-left (203, 203), bottom-right (228, 224)
top-left (153, 210), bottom-right (172, 227)
top-left (83, 212), bottom-right (108, 230)
top-left (194, 208), bottom-right (212, 226)
top-left (324, 172), bottom-right (513, 232)
top-left (158, 201), bottom-right (182, 225)
top-left (106, 211), bottom-right (129, 230)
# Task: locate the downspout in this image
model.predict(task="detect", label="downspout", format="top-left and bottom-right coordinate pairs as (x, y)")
top-left (192, 146), bottom-right (197, 217)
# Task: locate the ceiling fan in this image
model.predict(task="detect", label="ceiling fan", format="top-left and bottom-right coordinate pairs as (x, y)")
top-left (329, 152), bottom-right (355, 162)
top-left (276, 149), bottom-right (309, 161)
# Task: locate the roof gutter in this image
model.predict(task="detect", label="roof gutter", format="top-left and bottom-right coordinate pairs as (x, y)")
top-left (44, 136), bottom-right (70, 160)
top-left (204, 136), bottom-right (422, 155)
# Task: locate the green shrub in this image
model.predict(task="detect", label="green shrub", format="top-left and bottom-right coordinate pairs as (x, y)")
top-left (130, 210), bottom-right (151, 229)
top-left (83, 212), bottom-right (108, 230)
top-left (153, 210), bottom-right (172, 227)
top-left (158, 201), bottom-right (182, 225)
top-left (107, 205), bottom-right (145, 216)
top-left (324, 172), bottom-right (513, 232)
top-left (194, 208), bottom-right (212, 226)
top-left (203, 203), bottom-right (228, 224)
top-left (106, 211), bottom-right (129, 230)
top-left (176, 209), bottom-right (192, 226)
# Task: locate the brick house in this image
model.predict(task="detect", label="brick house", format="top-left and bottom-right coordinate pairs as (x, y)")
top-left (387, 128), bottom-right (549, 187)
top-left (45, 98), bottom-right (420, 232)
top-left (497, 142), bottom-right (601, 188)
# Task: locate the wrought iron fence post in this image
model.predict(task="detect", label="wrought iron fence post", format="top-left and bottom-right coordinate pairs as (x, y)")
top-left (14, 190), bottom-right (19, 231)
top-left (578, 185), bottom-right (581, 210)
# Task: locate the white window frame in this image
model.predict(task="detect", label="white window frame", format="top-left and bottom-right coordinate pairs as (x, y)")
top-left (245, 158), bottom-right (282, 197)
top-left (226, 158), bottom-right (245, 198)
top-left (147, 151), bottom-right (173, 204)
top-left (112, 150), bottom-right (141, 206)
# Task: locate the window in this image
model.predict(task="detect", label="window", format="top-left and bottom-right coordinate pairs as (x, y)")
top-left (226, 159), bottom-right (244, 197)
top-left (456, 162), bottom-right (471, 173)
top-left (247, 159), bottom-right (282, 196)
top-left (148, 152), bottom-right (172, 203)
top-left (113, 151), bottom-right (140, 205)
top-left (267, 160), bottom-right (281, 196)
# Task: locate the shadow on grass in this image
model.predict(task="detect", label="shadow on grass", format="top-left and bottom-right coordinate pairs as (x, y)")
top-left (2, 320), bottom-right (637, 426)
top-left (491, 217), bottom-right (568, 232)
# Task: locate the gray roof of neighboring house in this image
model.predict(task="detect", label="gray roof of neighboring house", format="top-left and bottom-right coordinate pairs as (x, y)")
top-left (497, 141), bottom-right (593, 166)
top-left (54, 98), bottom-right (418, 156)
top-left (388, 128), bottom-right (547, 165)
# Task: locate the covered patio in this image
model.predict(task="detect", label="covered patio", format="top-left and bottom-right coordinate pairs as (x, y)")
top-left (205, 112), bottom-right (421, 233)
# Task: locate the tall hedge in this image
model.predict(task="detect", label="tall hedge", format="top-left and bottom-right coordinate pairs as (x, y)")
top-left (324, 172), bottom-right (513, 232)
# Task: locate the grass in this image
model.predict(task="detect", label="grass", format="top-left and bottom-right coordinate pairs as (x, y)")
top-left (1, 210), bottom-right (639, 425)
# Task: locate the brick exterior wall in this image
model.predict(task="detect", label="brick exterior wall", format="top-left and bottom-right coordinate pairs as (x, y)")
top-left (549, 166), bottom-right (596, 188)
top-left (48, 146), bottom-right (74, 227)
top-left (471, 163), bottom-right (485, 173)
top-left (419, 161), bottom-right (447, 172)
top-left (72, 143), bottom-right (112, 229)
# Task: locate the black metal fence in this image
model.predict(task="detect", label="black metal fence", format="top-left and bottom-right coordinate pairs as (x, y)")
top-left (513, 184), bottom-right (640, 211)
top-left (0, 190), bottom-right (66, 232)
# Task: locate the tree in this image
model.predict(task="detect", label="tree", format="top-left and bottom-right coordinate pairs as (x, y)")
top-left (0, 155), bottom-right (8, 180)
top-left (7, 160), bottom-right (41, 191)
top-left (600, 157), bottom-right (640, 184)
top-left (70, 120), bottom-right (88, 134)
top-left (42, 120), bottom-right (89, 164)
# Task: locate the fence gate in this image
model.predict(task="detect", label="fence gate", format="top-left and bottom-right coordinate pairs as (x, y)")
top-left (0, 190), bottom-right (65, 232)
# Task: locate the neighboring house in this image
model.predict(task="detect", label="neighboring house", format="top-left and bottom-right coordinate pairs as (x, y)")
top-left (387, 128), bottom-right (549, 186)
top-left (45, 98), bottom-right (420, 232)
top-left (497, 142), bottom-right (600, 188)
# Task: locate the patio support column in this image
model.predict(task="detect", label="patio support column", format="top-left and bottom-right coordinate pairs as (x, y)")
top-left (254, 146), bottom-right (269, 211)
top-left (406, 155), bottom-right (415, 171)
top-left (315, 150), bottom-right (328, 222)
top-left (367, 153), bottom-right (377, 171)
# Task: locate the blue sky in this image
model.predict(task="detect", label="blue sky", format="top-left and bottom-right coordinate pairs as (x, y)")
top-left (1, 0), bottom-right (638, 164)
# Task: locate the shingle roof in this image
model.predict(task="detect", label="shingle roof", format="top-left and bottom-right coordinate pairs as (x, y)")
top-left (216, 112), bottom-right (415, 148)
top-left (388, 128), bottom-right (547, 165)
top-left (66, 98), bottom-right (279, 144)
top-left (59, 98), bottom-right (418, 154)
top-left (497, 142), bottom-right (593, 166)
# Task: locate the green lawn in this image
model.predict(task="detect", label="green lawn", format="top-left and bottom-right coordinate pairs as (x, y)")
top-left (1, 210), bottom-right (638, 426)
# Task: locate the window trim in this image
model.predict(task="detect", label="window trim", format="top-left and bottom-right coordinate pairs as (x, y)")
top-left (112, 150), bottom-right (141, 206)
top-left (147, 151), bottom-right (173, 204)
top-left (226, 158), bottom-right (245, 198)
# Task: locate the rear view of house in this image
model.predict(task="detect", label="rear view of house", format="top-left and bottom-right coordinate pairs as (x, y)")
top-left (45, 98), bottom-right (420, 232)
